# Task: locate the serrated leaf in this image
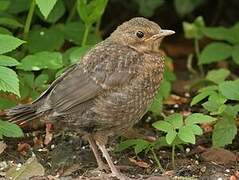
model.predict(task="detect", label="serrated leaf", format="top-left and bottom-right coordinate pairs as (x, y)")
top-left (219, 80), bottom-right (239, 100)
top-left (0, 55), bottom-right (19, 66)
top-left (166, 130), bottom-right (177, 144)
top-left (206, 69), bottom-right (230, 84)
top-left (165, 113), bottom-right (183, 129)
top-left (18, 51), bottom-right (63, 71)
top-left (232, 44), bottom-right (239, 64)
top-left (199, 42), bottom-right (233, 64)
top-left (190, 124), bottom-right (203, 135)
top-left (198, 85), bottom-right (218, 92)
top-left (36, 0), bottom-right (58, 19)
top-left (0, 119), bottom-right (23, 138)
top-left (185, 113), bottom-right (216, 125)
top-left (0, 34), bottom-right (25, 54)
top-left (0, 66), bottom-right (19, 96)
top-left (178, 125), bottom-right (195, 144)
top-left (202, 93), bottom-right (227, 114)
top-left (27, 26), bottom-right (64, 53)
top-left (212, 118), bottom-right (237, 147)
top-left (152, 121), bottom-right (174, 132)
top-left (190, 90), bottom-right (215, 106)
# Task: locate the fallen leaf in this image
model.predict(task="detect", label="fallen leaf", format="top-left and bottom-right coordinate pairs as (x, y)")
top-left (44, 123), bottom-right (53, 145)
top-left (201, 123), bottom-right (213, 133)
top-left (0, 141), bottom-right (7, 154)
top-left (17, 143), bottom-right (31, 155)
top-left (164, 94), bottom-right (188, 105)
top-left (201, 148), bottom-right (237, 165)
top-left (6, 156), bottom-right (45, 179)
top-left (128, 157), bottom-right (150, 168)
top-left (230, 175), bottom-right (237, 180)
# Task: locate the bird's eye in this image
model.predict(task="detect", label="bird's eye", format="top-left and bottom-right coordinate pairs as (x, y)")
top-left (136, 31), bottom-right (144, 38)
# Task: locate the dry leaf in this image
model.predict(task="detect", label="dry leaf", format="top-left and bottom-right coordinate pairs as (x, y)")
top-left (164, 94), bottom-right (188, 105)
top-left (44, 123), bottom-right (53, 145)
top-left (0, 141), bottom-right (7, 154)
top-left (6, 156), bottom-right (45, 180)
top-left (128, 157), bottom-right (150, 168)
top-left (17, 143), bottom-right (31, 155)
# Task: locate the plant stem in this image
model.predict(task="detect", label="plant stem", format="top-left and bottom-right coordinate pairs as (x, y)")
top-left (172, 144), bottom-right (175, 170)
top-left (95, 18), bottom-right (101, 36)
top-left (194, 39), bottom-right (204, 76)
top-left (66, 0), bottom-right (77, 23)
top-left (150, 149), bottom-right (165, 173)
top-left (23, 0), bottom-right (36, 40)
top-left (82, 24), bottom-right (91, 46)
top-left (187, 53), bottom-right (198, 75)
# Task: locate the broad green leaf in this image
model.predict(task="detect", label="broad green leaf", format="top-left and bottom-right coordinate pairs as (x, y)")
top-left (134, 139), bottom-right (151, 154)
top-left (69, 46), bottom-right (91, 64)
top-left (34, 74), bottom-right (49, 87)
top-left (178, 125), bottom-right (195, 144)
top-left (0, 119), bottom-right (23, 138)
top-left (190, 124), bottom-right (203, 135)
top-left (166, 130), bottom-right (177, 144)
top-left (165, 113), bottom-right (183, 129)
top-left (174, 0), bottom-right (203, 17)
top-left (198, 85), bottom-right (218, 92)
top-left (116, 139), bottom-right (139, 152)
top-left (8, 0), bottom-right (30, 14)
top-left (202, 93), bottom-right (227, 114)
top-left (77, 0), bottom-right (108, 25)
top-left (149, 95), bottom-right (163, 115)
top-left (164, 66), bottom-right (176, 82)
top-left (0, 0), bottom-right (10, 11)
top-left (232, 44), bottom-right (239, 64)
top-left (0, 97), bottom-right (17, 109)
top-left (0, 27), bottom-right (12, 35)
top-left (185, 113), bottom-right (216, 125)
top-left (199, 42), bottom-right (232, 64)
top-left (0, 17), bottom-right (23, 28)
top-left (133, 0), bottom-right (164, 17)
top-left (219, 80), bottom-right (239, 100)
top-left (27, 26), bottom-right (64, 53)
top-left (190, 90), bottom-right (215, 106)
top-left (183, 16), bottom-right (205, 39)
top-left (37, 0), bottom-right (65, 23)
top-left (152, 121), bottom-right (173, 132)
top-left (0, 55), bottom-right (19, 66)
top-left (18, 51), bottom-right (63, 71)
top-left (36, 0), bottom-right (58, 19)
top-left (0, 34), bottom-right (25, 54)
top-left (212, 118), bottom-right (237, 147)
top-left (206, 69), bottom-right (230, 84)
top-left (157, 79), bottom-right (171, 99)
top-left (0, 66), bottom-right (19, 96)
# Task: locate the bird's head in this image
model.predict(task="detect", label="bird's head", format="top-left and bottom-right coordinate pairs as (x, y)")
top-left (109, 17), bottom-right (175, 53)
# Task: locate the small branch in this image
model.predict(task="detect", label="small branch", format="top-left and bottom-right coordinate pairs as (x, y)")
top-left (82, 24), bottom-right (91, 46)
top-left (23, 0), bottom-right (36, 40)
top-left (194, 39), bottom-right (204, 76)
top-left (66, 0), bottom-right (77, 23)
top-left (172, 144), bottom-right (175, 170)
top-left (187, 53), bottom-right (198, 75)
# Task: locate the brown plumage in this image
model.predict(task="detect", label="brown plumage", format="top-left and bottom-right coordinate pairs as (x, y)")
top-left (6, 17), bottom-right (174, 179)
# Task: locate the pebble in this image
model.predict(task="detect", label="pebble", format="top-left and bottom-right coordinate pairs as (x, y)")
top-left (173, 104), bottom-right (179, 108)
top-left (185, 92), bottom-right (190, 97)
top-left (225, 169), bottom-right (230, 173)
top-left (186, 147), bottom-right (190, 153)
top-left (217, 178), bottom-right (222, 180)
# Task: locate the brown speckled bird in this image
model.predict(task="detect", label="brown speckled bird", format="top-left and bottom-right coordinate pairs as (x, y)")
top-left (7, 17), bottom-right (174, 179)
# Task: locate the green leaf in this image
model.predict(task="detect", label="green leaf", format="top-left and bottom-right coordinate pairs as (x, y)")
top-left (0, 34), bottom-right (25, 54)
top-left (206, 69), bottom-right (230, 84)
top-left (69, 46), bottom-right (91, 64)
top-left (165, 113), bottom-right (183, 129)
top-left (0, 66), bottom-right (19, 96)
top-left (178, 125), bottom-right (195, 144)
top-left (115, 139), bottom-right (138, 152)
top-left (37, 0), bottom-right (65, 23)
top-left (190, 90), bottom-right (215, 106)
top-left (0, 0), bottom-right (10, 11)
top-left (174, 0), bottom-right (203, 17)
top-left (34, 74), bottom-right (48, 87)
top-left (0, 97), bottom-right (17, 109)
top-left (185, 113), bottom-right (216, 125)
top-left (36, 0), bottom-right (58, 19)
top-left (149, 95), bottom-right (163, 115)
top-left (164, 66), bottom-right (176, 82)
top-left (183, 16), bottom-right (205, 39)
top-left (202, 93), bottom-right (227, 114)
top-left (198, 85), bottom-right (218, 92)
top-left (8, 0), bottom-right (30, 14)
top-left (199, 42), bottom-right (233, 64)
top-left (0, 27), bottom-right (12, 35)
top-left (27, 26), bottom-right (64, 53)
top-left (0, 17), bottom-right (23, 28)
top-left (133, 0), bottom-right (164, 17)
top-left (212, 118), bottom-right (237, 147)
top-left (77, 0), bottom-right (108, 25)
top-left (219, 80), bottom-right (239, 100)
top-left (232, 44), bottom-right (239, 64)
top-left (190, 124), bottom-right (203, 135)
top-left (0, 119), bottom-right (23, 138)
top-left (157, 79), bottom-right (171, 99)
top-left (166, 130), bottom-right (177, 145)
top-left (18, 51), bottom-right (63, 71)
top-left (152, 121), bottom-right (174, 133)
top-left (134, 139), bottom-right (151, 154)
top-left (0, 55), bottom-right (19, 66)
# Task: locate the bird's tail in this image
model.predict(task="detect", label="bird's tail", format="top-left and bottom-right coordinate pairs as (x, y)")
top-left (5, 104), bottom-right (40, 125)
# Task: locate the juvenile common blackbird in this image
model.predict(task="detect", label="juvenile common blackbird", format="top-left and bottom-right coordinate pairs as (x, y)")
top-left (7, 17), bottom-right (174, 179)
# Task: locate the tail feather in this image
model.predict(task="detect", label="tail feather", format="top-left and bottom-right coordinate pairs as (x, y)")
top-left (6, 104), bottom-right (40, 125)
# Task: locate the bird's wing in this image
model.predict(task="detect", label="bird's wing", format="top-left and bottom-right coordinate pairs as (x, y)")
top-left (42, 42), bottom-right (141, 115)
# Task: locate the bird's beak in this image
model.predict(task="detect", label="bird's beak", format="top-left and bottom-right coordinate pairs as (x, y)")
top-left (146, 29), bottom-right (175, 42)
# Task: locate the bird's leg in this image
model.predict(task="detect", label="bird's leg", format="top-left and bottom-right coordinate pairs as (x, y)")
top-left (86, 135), bottom-right (109, 171)
top-left (96, 141), bottom-right (128, 180)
